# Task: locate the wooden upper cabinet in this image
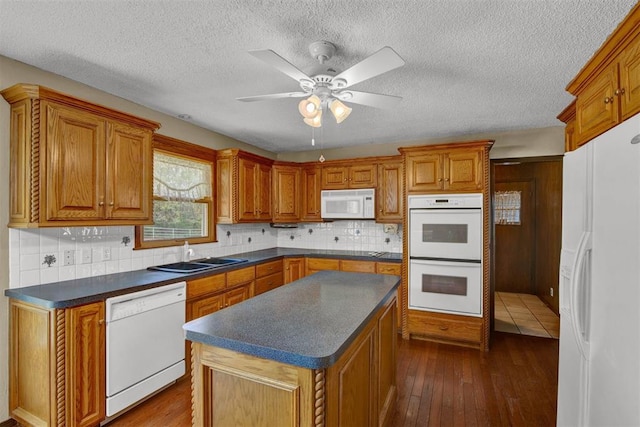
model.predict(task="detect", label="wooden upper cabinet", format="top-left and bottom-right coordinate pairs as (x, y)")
top-left (1, 84), bottom-right (159, 228)
top-left (575, 63), bottom-right (619, 144)
top-left (563, 5), bottom-right (640, 147)
top-left (401, 141), bottom-right (492, 194)
top-left (377, 160), bottom-right (403, 223)
top-left (301, 165), bottom-right (322, 221)
top-left (321, 163), bottom-right (377, 189)
top-left (216, 149), bottom-right (273, 223)
top-left (272, 163), bottom-right (301, 223)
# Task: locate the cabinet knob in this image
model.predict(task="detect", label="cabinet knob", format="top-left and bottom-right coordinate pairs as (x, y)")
top-left (99, 201), bottom-right (104, 206)
top-left (604, 96), bottom-right (614, 104)
top-left (438, 325), bottom-right (449, 331)
top-left (438, 178), bottom-right (443, 182)
top-left (615, 88), bottom-right (626, 96)
top-left (109, 202), bottom-right (114, 206)
top-left (444, 178), bottom-right (450, 182)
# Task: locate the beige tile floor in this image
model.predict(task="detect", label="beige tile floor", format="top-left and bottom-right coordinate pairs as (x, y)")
top-left (495, 292), bottom-right (560, 339)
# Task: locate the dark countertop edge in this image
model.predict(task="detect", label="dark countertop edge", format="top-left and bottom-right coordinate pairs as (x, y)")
top-left (4, 248), bottom-right (402, 309)
top-left (184, 276), bottom-right (400, 369)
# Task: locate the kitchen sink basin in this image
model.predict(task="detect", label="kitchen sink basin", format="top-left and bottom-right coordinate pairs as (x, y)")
top-left (148, 258), bottom-right (248, 273)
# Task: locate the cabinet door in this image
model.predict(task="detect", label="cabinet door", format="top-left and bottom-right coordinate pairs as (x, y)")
top-left (576, 63), bottom-right (619, 145)
top-left (255, 272), bottom-right (284, 295)
top-left (301, 166), bottom-right (322, 221)
top-left (377, 161), bottom-right (403, 222)
top-left (44, 102), bottom-right (106, 221)
top-left (66, 302), bottom-right (106, 427)
top-left (406, 152), bottom-right (443, 192)
top-left (190, 293), bottom-right (225, 319)
top-left (377, 298), bottom-right (397, 427)
top-left (321, 166), bottom-right (349, 189)
top-left (272, 165), bottom-right (300, 222)
top-left (106, 122), bottom-right (152, 220)
top-left (619, 36), bottom-right (640, 120)
top-left (256, 162), bottom-right (272, 221)
top-left (238, 157), bottom-right (258, 221)
top-left (349, 164), bottom-right (377, 188)
top-left (445, 150), bottom-right (482, 191)
top-left (216, 155), bottom-right (233, 223)
top-left (225, 285), bottom-right (251, 308)
top-left (284, 258), bottom-right (305, 284)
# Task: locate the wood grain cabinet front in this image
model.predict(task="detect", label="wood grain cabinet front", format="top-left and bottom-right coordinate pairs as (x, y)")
top-left (560, 7), bottom-right (640, 147)
top-left (377, 160), bottom-right (404, 222)
top-left (300, 165), bottom-right (322, 222)
top-left (217, 149), bottom-right (273, 223)
top-left (403, 146), bottom-right (485, 193)
top-left (1, 84), bottom-right (159, 228)
top-left (9, 299), bottom-right (106, 427)
top-left (284, 257), bottom-right (306, 284)
top-left (271, 163), bottom-right (301, 223)
top-left (321, 163), bottom-right (377, 189)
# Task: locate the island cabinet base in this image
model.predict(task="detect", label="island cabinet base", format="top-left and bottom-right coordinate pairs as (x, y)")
top-left (190, 294), bottom-right (397, 427)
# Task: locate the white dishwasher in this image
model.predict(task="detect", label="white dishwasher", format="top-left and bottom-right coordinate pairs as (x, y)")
top-left (105, 281), bottom-right (186, 417)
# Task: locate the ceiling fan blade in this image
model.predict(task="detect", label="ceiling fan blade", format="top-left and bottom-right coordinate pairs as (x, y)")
top-left (332, 47), bottom-right (405, 88)
top-left (236, 92), bottom-right (309, 102)
top-left (248, 49), bottom-right (313, 84)
top-left (337, 91), bottom-right (402, 109)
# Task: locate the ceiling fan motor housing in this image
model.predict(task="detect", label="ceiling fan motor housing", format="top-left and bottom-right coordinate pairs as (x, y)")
top-left (309, 40), bottom-right (336, 64)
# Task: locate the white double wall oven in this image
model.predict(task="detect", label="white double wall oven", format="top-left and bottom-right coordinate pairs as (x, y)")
top-left (408, 194), bottom-right (484, 317)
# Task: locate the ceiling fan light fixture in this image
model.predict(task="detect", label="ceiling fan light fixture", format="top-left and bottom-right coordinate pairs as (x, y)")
top-left (298, 95), bottom-right (321, 119)
top-left (303, 108), bottom-right (322, 127)
top-left (329, 99), bottom-right (352, 124)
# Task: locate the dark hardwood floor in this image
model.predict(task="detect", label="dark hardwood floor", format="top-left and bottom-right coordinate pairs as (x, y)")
top-left (106, 332), bottom-right (558, 427)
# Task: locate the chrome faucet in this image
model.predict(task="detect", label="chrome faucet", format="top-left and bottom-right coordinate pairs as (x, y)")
top-left (183, 241), bottom-right (194, 262)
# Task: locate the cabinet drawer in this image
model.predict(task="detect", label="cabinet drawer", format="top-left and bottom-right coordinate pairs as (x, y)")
top-left (306, 258), bottom-right (340, 272)
top-left (256, 260), bottom-right (283, 278)
top-left (187, 273), bottom-right (226, 299)
top-left (408, 312), bottom-right (482, 344)
top-left (227, 266), bottom-right (256, 287)
top-left (376, 262), bottom-right (401, 275)
top-left (254, 272), bottom-right (284, 295)
top-left (340, 259), bottom-right (376, 273)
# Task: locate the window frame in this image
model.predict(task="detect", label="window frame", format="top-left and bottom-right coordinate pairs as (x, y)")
top-left (135, 134), bottom-right (216, 249)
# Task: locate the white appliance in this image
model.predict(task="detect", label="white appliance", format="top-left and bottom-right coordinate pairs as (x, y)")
top-left (321, 188), bottom-right (375, 219)
top-left (557, 116), bottom-right (640, 426)
top-left (408, 194), bottom-right (483, 316)
top-left (105, 282), bottom-right (186, 417)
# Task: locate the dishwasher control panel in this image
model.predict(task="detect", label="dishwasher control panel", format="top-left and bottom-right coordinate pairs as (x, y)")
top-left (106, 282), bottom-right (186, 322)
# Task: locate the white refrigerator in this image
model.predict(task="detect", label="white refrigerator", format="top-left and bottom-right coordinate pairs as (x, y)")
top-left (557, 115), bottom-right (640, 426)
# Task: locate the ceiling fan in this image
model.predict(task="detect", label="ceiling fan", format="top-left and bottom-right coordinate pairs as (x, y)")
top-left (237, 41), bottom-right (405, 127)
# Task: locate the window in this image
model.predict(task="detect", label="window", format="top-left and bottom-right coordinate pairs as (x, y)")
top-left (494, 190), bottom-right (521, 225)
top-left (135, 135), bottom-right (216, 249)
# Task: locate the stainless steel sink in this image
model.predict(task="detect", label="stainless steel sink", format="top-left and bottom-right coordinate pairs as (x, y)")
top-left (148, 258), bottom-right (248, 273)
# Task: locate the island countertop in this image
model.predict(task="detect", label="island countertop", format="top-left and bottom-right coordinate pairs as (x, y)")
top-left (183, 270), bottom-right (400, 369)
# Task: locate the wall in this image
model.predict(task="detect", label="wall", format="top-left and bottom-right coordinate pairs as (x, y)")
top-left (9, 222), bottom-right (401, 288)
top-left (278, 126), bottom-right (565, 162)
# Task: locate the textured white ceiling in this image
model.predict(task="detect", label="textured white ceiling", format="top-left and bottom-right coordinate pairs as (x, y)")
top-left (0, 1), bottom-right (636, 153)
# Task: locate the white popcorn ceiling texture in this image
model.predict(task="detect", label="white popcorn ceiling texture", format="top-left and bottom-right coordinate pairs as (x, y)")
top-left (0, 0), bottom-right (636, 152)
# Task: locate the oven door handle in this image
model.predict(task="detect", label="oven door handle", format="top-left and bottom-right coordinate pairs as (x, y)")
top-left (410, 257), bottom-right (482, 266)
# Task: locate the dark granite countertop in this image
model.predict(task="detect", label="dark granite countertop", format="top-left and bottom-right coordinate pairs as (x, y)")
top-left (4, 247), bottom-right (401, 309)
top-left (183, 270), bottom-right (400, 369)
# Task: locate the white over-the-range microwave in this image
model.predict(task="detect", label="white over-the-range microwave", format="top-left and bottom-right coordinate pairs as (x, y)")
top-left (320, 188), bottom-right (375, 219)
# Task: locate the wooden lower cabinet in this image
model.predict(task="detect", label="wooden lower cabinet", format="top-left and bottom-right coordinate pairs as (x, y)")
top-left (340, 259), bottom-right (376, 273)
top-left (305, 258), bottom-right (341, 275)
top-left (408, 310), bottom-right (482, 349)
top-left (191, 294), bottom-right (397, 427)
top-left (284, 257), bottom-right (306, 284)
top-left (9, 299), bottom-right (105, 427)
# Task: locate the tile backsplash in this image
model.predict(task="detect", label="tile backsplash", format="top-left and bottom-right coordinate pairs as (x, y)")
top-left (9, 221), bottom-right (402, 288)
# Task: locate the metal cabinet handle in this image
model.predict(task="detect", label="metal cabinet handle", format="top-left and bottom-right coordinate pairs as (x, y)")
top-left (615, 88), bottom-right (626, 96)
top-left (604, 96), bottom-right (614, 104)
top-left (438, 326), bottom-right (449, 331)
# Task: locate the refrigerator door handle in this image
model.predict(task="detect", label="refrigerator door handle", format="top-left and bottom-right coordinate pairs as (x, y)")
top-left (570, 231), bottom-right (592, 361)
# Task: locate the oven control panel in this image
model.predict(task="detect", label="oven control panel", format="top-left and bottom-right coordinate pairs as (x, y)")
top-left (408, 193), bottom-right (483, 209)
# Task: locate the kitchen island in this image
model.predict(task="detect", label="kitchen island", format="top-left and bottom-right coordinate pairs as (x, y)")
top-left (184, 270), bottom-right (400, 427)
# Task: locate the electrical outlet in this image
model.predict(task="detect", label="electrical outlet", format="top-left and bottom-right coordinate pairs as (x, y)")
top-left (82, 249), bottom-right (92, 264)
top-left (64, 250), bottom-right (75, 266)
top-left (102, 247), bottom-right (111, 261)
top-left (550, 287), bottom-right (554, 297)
top-left (383, 224), bottom-right (398, 234)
